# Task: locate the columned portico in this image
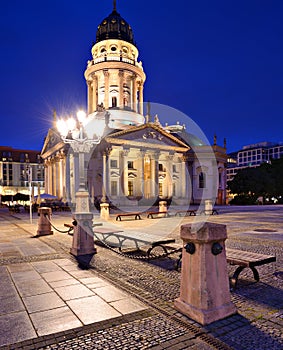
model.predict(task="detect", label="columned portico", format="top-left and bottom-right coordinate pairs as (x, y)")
top-left (103, 70), bottom-right (110, 109)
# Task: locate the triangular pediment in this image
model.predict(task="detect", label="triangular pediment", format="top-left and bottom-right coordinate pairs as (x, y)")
top-left (106, 123), bottom-right (190, 152)
top-left (41, 128), bottom-right (65, 158)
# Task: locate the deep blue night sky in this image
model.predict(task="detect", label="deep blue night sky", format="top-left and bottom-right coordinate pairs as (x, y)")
top-left (0, 0), bottom-right (282, 153)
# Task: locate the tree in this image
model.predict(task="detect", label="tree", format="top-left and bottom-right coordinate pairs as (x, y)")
top-left (228, 157), bottom-right (283, 204)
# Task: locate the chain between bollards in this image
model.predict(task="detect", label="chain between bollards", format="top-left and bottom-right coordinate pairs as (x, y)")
top-left (45, 215), bottom-right (182, 261)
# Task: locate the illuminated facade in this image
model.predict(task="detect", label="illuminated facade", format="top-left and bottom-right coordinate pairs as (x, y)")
top-left (0, 146), bottom-right (44, 201)
top-left (41, 4), bottom-right (227, 207)
top-left (227, 142), bottom-right (283, 182)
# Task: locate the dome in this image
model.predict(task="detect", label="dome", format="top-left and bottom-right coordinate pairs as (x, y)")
top-left (96, 8), bottom-right (134, 44)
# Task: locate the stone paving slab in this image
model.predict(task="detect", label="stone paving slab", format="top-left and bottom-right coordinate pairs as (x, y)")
top-left (0, 206), bottom-right (282, 349)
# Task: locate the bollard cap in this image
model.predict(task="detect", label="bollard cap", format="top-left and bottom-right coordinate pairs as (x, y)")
top-left (180, 222), bottom-right (227, 243)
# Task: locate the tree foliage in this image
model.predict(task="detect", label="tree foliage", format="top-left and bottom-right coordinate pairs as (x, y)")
top-left (228, 157), bottom-right (283, 203)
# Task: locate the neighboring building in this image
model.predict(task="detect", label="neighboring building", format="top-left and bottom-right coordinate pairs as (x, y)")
top-left (227, 141), bottom-right (283, 182)
top-left (0, 146), bottom-right (44, 201)
top-left (41, 4), bottom-right (227, 207)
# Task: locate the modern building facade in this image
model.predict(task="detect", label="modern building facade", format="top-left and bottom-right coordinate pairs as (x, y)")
top-left (0, 146), bottom-right (44, 202)
top-left (227, 141), bottom-right (283, 182)
top-left (41, 4), bottom-right (227, 208)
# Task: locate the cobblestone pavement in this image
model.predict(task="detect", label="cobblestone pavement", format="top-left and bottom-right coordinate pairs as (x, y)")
top-left (0, 205), bottom-right (282, 349)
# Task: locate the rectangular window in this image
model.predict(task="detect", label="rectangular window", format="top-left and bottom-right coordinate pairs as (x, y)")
top-left (128, 161), bottom-right (134, 169)
top-left (110, 160), bottom-right (117, 168)
top-left (111, 181), bottom-right (117, 196)
top-left (128, 181), bottom-right (133, 196)
top-left (159, 183), bottom-right (163, 196)
top-left (199, 172), bottom-right (206, 189)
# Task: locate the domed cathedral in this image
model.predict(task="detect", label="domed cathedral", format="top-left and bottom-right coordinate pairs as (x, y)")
top-left (85, 0), bottom-right (146, 129)
top-left (41, 1), bottom-right (227, 209)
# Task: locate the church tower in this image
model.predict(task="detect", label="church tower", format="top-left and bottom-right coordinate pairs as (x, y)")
top-left (84, 1), bottom-right (146, 130)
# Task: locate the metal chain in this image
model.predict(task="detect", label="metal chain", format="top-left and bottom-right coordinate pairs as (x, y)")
top-left (44, 215), bottom-right (182, 260)
top-left (83, 220), bottom-right (182, 261)
top-left (44, 215), bottom-right (74, 234)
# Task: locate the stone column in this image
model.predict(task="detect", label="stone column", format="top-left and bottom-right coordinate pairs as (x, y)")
top-left (138, 149), bottom-right (145, 198)
top-left (131, 74), bottom-right (137, 112)
top-left (120, 149), bottom-right (129, 197)
top-left (174, 222), bottom-right (236, 325)
top-left (119, 70), bottom-right (124, 108)
top-left (138, 82), bottom-right (144, 115)
top-left (103, 70), bottom-right (109, 109)
top-left (181, 156), bottom-right (187, 198)
top-left (55, 155), bottom-right (60, 198)
top-left (92, 74), bottom-right (97, 113)
top-left (150, 152), bottom-right (159, 199)
top-left (101, 149), bottom-right (111, 202)
top-left (166, 154), bottom-right (174, 197)
top-left (51, 158), bottom-right (56, 195)
top-left (87, 80), bottom-right (93, 114)
top-left (44, 160), bottom-right (48, 194)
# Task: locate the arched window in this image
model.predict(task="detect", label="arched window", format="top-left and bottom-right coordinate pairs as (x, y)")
top-left (199, 172), bottom-right (206, 189)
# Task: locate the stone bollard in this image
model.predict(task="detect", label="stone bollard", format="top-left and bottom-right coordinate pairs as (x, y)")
top-left (159, 200), bottom-right (167, 217)
top-left (70, 213), bottom-right (96, 269)
top-left (36, 207), bottom-right (53, 236)
top-left (100, 202), bottom-right (110, 220)
top-left (205, 199), bottom-right (213, 214)
top-left (174, 222), bottom-right (236, 325)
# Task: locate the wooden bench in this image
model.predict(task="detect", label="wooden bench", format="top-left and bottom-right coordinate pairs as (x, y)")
top-left (146, 211), bottom-right (170, 219)
top-left (226, 248), bottom-right (276, 290)
top-left (115, 212), bottom-right (142, 221)
top-left (93, 227), bottom-right (177, 258)
top-left (175, 210), bottom-right (197, 217)
top-left (175, 248), bottom-right (276, 290)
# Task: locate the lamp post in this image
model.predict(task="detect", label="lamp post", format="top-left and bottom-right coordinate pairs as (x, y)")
top-left (57, 110), bottom-right (103, 268)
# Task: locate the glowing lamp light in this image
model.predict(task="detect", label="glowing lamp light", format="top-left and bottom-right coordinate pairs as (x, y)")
top-left (77, 110), bottom-right (86, 124)
top-left (56, 119), bottom-right (68, 138)
top-left (67, 117), bottom-right (77, 131)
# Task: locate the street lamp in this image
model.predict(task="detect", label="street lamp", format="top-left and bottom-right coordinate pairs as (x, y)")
top-left (57, 110), bottom-right (104, 268)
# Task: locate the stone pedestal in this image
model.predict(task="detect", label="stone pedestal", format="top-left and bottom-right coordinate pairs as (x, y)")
top-left (36, 207), bottom-right (53, 236)
top-left (174, 222), bottom-right (236, 325)
top-left (159, 200), bottom-right (167, 217)
top-left (100, 203), bottom-right (110, 220)
top-left (205, 199), bottom-right (213, 213)
top-left (70, 213), bottom-right (96, 269)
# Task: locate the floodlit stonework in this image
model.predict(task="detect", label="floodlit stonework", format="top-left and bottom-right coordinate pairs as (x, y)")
top-left (41, 4), bottom-right (227, 208)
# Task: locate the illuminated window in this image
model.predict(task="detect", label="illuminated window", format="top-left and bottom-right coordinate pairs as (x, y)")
top-left (111, 181), bottom-right (117, 196)
top-left (199, 172), bottom-right (206, 189)
top-left (159, 183), bottom-right (163, 196)
top-left (128, 181), bottom-right (133, 196)
top-left (128, 161), bottom-right (134, 169)
top-left (112, 96), bottom-right (117, 107)
top-left (110, 160), bottom-right (117, 168)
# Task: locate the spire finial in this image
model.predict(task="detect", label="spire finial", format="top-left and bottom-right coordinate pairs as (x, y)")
top-left (113, 0), bottom-right (117, 11)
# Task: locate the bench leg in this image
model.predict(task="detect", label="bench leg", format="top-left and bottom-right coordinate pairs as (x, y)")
top-left (175, 254), bottom-right (182, 271)
top-left (250, 266), bottom-right (260, 282)
top-left (230, 266), bottom-right (245, 290)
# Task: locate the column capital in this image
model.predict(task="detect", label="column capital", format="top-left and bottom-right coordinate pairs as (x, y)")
top-left (103, 69), bottom-right (109, 77)
top-left (151, 151), bottom-right (160, 161)
top-left (120, 148), bottom-right (130, 157)
top-left (167, 154), bottom-right (174, 161)
top-left (138, 148), bottom-right (146, 158)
